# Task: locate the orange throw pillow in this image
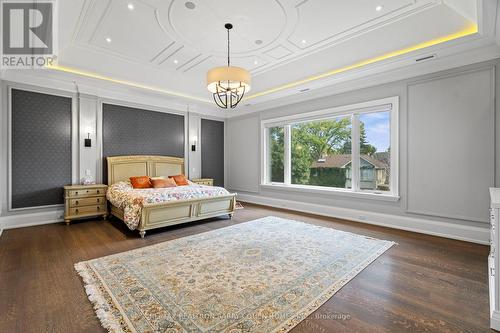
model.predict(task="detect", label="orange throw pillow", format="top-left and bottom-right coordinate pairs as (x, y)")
top-left (169, 174), bottom-right (189, 186)
top-left (151, 178), bottom-right (177, 188)
top-left (130, 176), bottom-right (152, 189)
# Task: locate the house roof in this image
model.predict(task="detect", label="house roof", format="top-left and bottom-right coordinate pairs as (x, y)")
top-left (311, 154), bottom-right (388, 169)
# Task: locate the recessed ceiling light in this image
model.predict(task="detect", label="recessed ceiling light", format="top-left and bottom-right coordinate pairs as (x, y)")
top-left (255, 39), bottom-right (263, 45)
top-left (127, 3), bottom-right (134, 10)
top-left (173, 59), bottom-right (178, 64)
top-left (254, 60), bottom-right (258, 65)
top-left (185, 1), bottom-right (195, 9)
top-left (301, 39), bottom-right (307, 44)
top-left (105, 37), bottom-right (112, 43)
top-left (376, 5), bottom-right (383, 11)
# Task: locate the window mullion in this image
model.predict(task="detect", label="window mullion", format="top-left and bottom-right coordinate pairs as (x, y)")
top-left (284, 124), bottom-right (291, 185)
top-left (351, 114), bottom-right (360, 192)
top-left (264, 127), bottom-right (270, 183)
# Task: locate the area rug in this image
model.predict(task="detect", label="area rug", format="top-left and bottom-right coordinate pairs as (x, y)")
top-left (75, 216), bottom-right (394, 333)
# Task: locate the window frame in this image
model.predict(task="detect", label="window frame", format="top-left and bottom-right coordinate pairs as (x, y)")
top-left (261, 96), bottom-right (399, 201)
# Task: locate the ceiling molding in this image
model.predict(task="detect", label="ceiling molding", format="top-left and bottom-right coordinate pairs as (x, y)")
top-left (49, 0), bottom-right (495, 110)
top-left (45, 64), bottom-right (212, 103)
top-left (244, 24), bottom-right (479, 102)
top-left (229, 43), bottom-right (500, 118)
top-left (59, 0), bottom-right (479, 98)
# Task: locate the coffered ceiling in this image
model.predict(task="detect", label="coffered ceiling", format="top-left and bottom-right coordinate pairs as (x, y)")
top-left (41, 0), bottom-right (497, 112)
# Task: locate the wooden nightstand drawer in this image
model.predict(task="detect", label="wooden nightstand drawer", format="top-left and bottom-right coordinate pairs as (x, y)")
top-left (69, 196), bottom-right (105, 207)
top-left (191, 178), bottom-right (214, 186)
top-left (67, 188), bottom-right (105, 197)
top-left (69, 205), bottom-right (106, 216)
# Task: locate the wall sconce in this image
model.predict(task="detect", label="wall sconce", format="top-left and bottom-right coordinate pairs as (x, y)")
top-left (84, 133), bottom-right (92, 147)
top-left (191, 137), bottom-right (197, 152)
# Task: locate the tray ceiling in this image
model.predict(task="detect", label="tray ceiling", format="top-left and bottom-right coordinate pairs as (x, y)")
top-left (54, 0), bottom-right (480, 107)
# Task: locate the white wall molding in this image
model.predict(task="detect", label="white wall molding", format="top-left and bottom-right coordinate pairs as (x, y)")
top-left (237, 193), bottom-right (489, 245)
top-left (188, 113), bottom-right (201, 179)
top-left (0, 208), bottom-right (64, 230)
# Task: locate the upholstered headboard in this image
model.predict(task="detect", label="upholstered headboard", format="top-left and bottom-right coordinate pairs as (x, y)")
top-left (106, 155), bottom-right (184, 185)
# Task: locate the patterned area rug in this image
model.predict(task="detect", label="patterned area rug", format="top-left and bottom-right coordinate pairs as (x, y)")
top-left (75, 216), bottom-right (394, 333)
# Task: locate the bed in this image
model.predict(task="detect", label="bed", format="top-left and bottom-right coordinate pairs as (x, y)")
top-left (106, 155), bottom-right (236, 238)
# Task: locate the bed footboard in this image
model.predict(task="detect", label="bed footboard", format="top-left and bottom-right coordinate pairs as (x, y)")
top-left (110, 194), bottom-right (237, 237)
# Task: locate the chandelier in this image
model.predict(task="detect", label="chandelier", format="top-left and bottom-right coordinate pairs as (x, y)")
top-left (207, 23), bottom-right (251, 109)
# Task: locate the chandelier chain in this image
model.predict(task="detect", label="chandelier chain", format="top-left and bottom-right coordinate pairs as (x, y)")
top-left (227, 27), bottom-right (230, 67)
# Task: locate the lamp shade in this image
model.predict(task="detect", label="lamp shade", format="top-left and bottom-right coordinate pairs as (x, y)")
top-left (207, 66), bottom-right (251, 93)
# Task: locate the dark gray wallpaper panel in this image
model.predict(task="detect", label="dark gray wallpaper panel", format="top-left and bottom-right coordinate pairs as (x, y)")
top-left (11, 89), bottom-right (72, 209)
top-left (102, 103), bottom-right (184, 183)
top-left (201, 119), bottom-right (224, 187)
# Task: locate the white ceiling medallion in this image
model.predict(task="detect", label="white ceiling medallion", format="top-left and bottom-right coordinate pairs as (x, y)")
top-left (207, 23), bottom-right (251, 109)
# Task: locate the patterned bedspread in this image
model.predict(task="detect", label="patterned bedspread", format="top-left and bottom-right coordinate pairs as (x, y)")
top-left (106, 181), bottom-right (231, 230)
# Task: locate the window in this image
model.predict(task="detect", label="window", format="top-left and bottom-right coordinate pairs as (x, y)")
top-left (267, 126), bottom-right (285, 183)
top-left (262, 97), bottom-right (398, 199)
top-left (359, 111), bottom-right (391, 192)
top-left (291, 116), bottom-right (351, 188)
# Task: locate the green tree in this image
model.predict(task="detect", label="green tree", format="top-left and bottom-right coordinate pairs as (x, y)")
top-left (360, 122), bottom-right (377, 155)
top-left (268, 118), bottom-right (354, 185)
top-left (291, 118), bottom-right (351, 184)
top-left (269, 127), bottom-right (284, 182)
top-left (339, 121), bottom-right (377, 155)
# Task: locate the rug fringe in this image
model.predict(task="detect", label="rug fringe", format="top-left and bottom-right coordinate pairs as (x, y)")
top-left (74, 262), bottom-right (125, 333)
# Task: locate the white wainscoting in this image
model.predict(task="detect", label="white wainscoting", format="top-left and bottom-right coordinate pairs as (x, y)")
top-left (0, 208), bottom-right (64, 230)
top-left (237, 193), bottom-right (490, 245)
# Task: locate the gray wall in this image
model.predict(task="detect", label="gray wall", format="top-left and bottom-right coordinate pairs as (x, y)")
top-left (102, 103), bottom-right (185, 183)
top-left (201, 119), bottom-right (224, 186)
top-left (227, 61), bottom-right (499, 228)
top-left (406, 69), bottom-right (494, 222)
top-left (11, 89), bottom-right (72, 209)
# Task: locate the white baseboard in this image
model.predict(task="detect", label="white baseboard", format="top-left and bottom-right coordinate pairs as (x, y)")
top-left (237, 193), bottom-right (489, 245)
top-left (0, 209), bottom-right (64, 230)
top-left (491, 310), bottom-right (500, 331)
top-left (0, 195), bottom-right (489, 245)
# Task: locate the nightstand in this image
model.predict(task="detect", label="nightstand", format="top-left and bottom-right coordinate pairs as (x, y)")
top-left (191, 178), bottom-right (214, 186)
top-left (63, 184), bottom-right (108, 225)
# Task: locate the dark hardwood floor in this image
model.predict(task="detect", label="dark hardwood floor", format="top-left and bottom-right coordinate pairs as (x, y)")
top-left (0, 203), bottom-right (493, 332)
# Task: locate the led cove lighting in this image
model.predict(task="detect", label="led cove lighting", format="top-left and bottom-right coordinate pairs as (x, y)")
top-left (244, 24), bottom-right (478, 101)
top-left (45, 64), bottom-right (211, 103)
top-left (46, 25), bottom-right (478, 106)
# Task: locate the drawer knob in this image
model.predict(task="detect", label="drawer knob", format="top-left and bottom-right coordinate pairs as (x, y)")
top-left (75, 192), bottom-right (78, 195)
top-left (97, 198), bottom-right (100, 203)
top-left (97, 190), bottom-right (100, 194)
top-left (97, 206), bottom-right (100, 210)
top-left (75, 200), bottom-right (79, 205)
top-left (75, 209), bottom-right (79, 213)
